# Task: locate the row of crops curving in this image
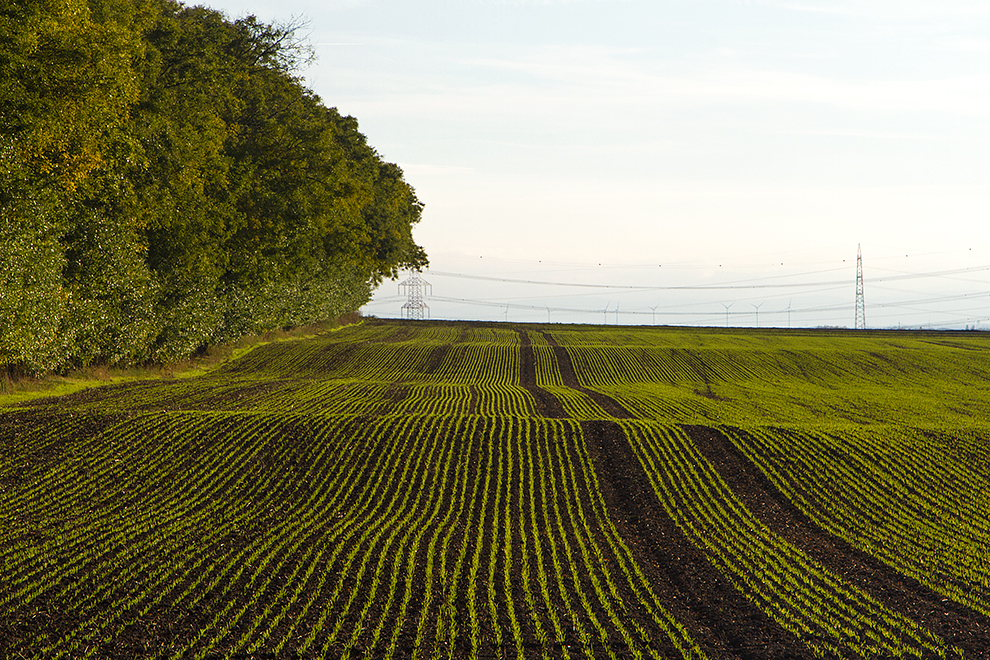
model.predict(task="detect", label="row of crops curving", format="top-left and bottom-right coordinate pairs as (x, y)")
top-left (2, 319), bottom-right (988, 658)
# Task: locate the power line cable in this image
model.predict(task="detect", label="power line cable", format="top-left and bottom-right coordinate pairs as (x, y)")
top-left (426, 263), bottom-right (990, 291)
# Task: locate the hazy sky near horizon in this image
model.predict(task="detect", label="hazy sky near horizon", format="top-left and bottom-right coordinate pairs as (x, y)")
top-left (203, 0), bottom-right (990, 328)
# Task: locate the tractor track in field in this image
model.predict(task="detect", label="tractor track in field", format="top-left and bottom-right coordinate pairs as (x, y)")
top-left (534, 325), bottom-right (990, 655)
top-left (9, 319), bottom-right (990, 659)
top-left (583, 420), bottom-right (812, 659)
top-left (539, 331), bottom-right (635, 419)
top-left (515, 329), bottom-right (567, 418)
top-left (685, 424), bottom-right (990, 655)
top-left (422, 343), bottom-right (451, 375)
top-left (519, 330), bottom-right (815, 655)
top-left (535, 329), bottom-right (819, 657)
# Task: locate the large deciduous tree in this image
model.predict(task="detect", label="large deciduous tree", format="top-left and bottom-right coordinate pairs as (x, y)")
top-left (0, 0), bottom-right (426, 373)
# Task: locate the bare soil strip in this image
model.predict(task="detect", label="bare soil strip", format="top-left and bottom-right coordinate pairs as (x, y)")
top-left (467, 385), bottom-right (478, 416)
top-left (684, 424), bottom-right (990, 655)
top-left (583, 420), bottom-right (812, 659)
top-left (422, 344), bottom-right (451, 375)
top-left (539, 332), bottom-right (635, 419)
top-left (528, 332), bottom-right (812, 655)
top-left (515, 330), bottom-right (567, 418)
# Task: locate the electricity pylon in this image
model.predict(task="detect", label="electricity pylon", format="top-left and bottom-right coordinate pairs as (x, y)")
top-left (854, 244), bottom-right (866, 330)
top-left (399, 271), bottom-right (431, 320)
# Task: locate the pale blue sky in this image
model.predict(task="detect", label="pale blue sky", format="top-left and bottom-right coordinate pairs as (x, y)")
top-left (204, 0), bottom-right (990, 327)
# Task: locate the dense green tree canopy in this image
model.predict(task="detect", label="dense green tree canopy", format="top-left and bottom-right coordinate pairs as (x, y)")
top-left (0, 0), bottom-right (426, 373)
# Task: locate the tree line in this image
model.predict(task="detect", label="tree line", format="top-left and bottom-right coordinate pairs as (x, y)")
top-left (1, 0), bottom-right (427, 373)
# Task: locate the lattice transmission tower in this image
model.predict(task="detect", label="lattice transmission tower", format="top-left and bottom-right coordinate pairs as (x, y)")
top-left (399, 271), bottom-right (431, 320)
top-left (854, 244), bottom-right (866, 330)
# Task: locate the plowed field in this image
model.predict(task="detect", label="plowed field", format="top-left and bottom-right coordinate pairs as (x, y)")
top-left (2, 320), bottom-right (989, 659)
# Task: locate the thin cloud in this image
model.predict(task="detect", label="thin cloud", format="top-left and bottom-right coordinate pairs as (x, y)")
top-left (361, 43), bottom-right (990, 120)
top-left (398, 163), bottom-right (477, 177)
top-left (769, 0), bottom-right (990, 18)
top-left (767, 128), bottom-right (942, 141)
top-left (474, 0), bottom-right (633, 5)
top-left (949, 38), bottom-right (990, 53)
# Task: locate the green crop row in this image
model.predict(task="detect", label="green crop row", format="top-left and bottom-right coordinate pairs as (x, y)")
top-left (217, 323), bottom-right (523, 386)
top-left (543, 326), bottom-right (990, 428)
top-left (6, 319), bottom-right (990, 658)
top-left (721, 425), bottom-right (990, 618)
top-left (34, 321), bottom-right (990, 429)
top-left (1, 408), bottom-right (710, 659)
top-left (620, 421), bottom-right (957, 658)
top-left (548, 326), bottom-right (990, 388)
top-left (531, 340), bottom-right (563, 386)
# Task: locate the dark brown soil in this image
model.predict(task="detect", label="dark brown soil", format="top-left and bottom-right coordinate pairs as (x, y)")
top-left (8, 319), bottom-right (990, 659)
top-left (583, 419), bottom-right (814, 659)
top-left (539, 331), bottom-right (634, 418)
top-left (515, 330), bottom-right (567, 418)
top-left (685, 424), bottom-right (990, 656)
top-left (422, 344), bottom-right (451, 375)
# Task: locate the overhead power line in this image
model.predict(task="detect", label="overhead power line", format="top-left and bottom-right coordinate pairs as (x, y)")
top-left (427, 263), bottom-right (990, 291)
top-left (412, 289), bottom-right (990, 322)
top-left (429, 296), bottom-right (718, 317)
top-left (427, 295), bottom-right (839, 319)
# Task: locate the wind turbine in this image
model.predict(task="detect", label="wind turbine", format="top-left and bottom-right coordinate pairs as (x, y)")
top-left (649, 303), bottom-right (660, 326)
top-left (752, 302), bottom-right (764, 328)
